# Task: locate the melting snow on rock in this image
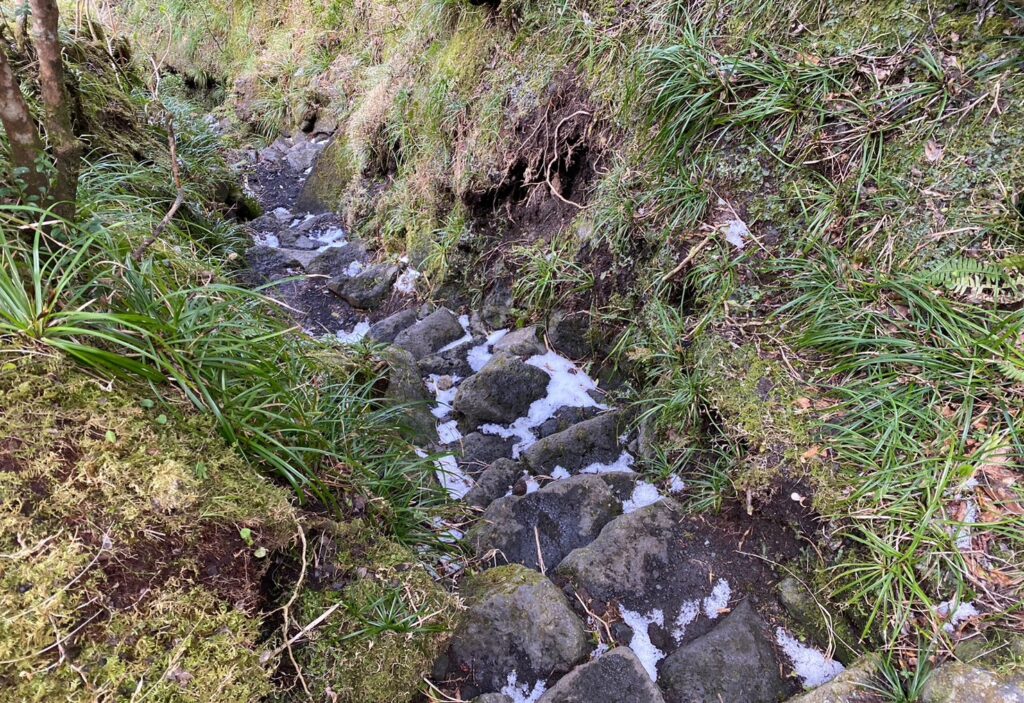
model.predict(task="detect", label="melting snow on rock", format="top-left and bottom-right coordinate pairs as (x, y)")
top-left (623, 481), bottom-right (662, 513)
top-left (500, 671), bottom-right (546, 703)
top-left (467, 328), bottom-right (509, 372)
top-left (702, 578), bottom-right (732, 618)
top-left (774, 627), bottom-right (845, 689)
top-left (336, 319), bottom-right (370, 344)
top-left (620, 606), bottom-right (666, 681)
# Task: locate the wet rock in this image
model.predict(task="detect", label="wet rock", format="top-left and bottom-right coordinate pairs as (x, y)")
top-left (537, 647), bottom-right (665, 703)
top-left (921, 662), bottom-right (1024, 703)
top-left (418, 342), bottom-right (475, 378)
top-left (453, 354), bottom-right (550, 426)
top-left (556, 500), bottom-right (739, 650)
top-left (285, 138), bottom-right (323, 172)
top-left (248, 213), bottom-right (284, 234)
top-left (460, 432), bottom-right (515, 472)
top-left (245, 245), bottom-right (305, 282)
top-left (464, 459), bottom-right (524, 509)
top-left (547, 310), bottom-right (591, 359)
top-left (658, 600), bottom-right (787, 703)
top-left (535, 405), bottom-right (603, 440)
top-left (492, 325), bottom-right (546, 357)
top-left (393, 308), bottom-right (466, 360)
top-left (277, 230), bottom-right (321, 249)
top-left (306, 243), bottom-right (368, 278)
top-left (367, 309), bottom-right (418, 344)
top-left (522, 412), bottom-right (623, 474)
top-left (380, 346), bottom-right (434, 443)
top-left (329, 263), bottom-right (399, 309)
top-left (777, 577), bottom-right (860, 665)
top-left (593, 472), bottom-right (637, 502)
top-left (442, 564), bottom-right (591, 695)
top-left (786, 655), bottom-right (879, 703)
top-left (470, 475), bottom-right (621, 571)
top-left (481, 282), bottom-right (513, 328)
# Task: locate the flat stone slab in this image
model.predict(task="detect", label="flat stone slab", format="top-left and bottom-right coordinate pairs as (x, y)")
top-left (537, 647), bottom-right (665, 703)
top-left (470, 475), bottom-right (621, 571)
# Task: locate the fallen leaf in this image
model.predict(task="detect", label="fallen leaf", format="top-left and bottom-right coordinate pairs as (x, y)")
top-left (800, 446), bottom-right (823, 462)
top-left (795, 397), bottom-right (813, 410)
top-left (925, 140), bottom-right (944, 163)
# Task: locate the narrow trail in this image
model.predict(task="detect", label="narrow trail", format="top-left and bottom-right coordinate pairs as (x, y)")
top-left (242, 132), bottom-right (850, 703)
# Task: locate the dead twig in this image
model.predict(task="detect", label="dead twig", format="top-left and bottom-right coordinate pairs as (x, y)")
top-left (132, 114), bottom-right (184, 262)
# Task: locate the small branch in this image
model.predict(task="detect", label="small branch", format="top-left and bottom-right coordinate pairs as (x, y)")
top-left (132, 116), bottom-right (184, 262)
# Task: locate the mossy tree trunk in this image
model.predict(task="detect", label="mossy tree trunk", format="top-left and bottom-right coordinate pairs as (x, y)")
top-left (0, 44), bottom-right (48, 202)
top-left (29, 0), bottom-right (81, 221)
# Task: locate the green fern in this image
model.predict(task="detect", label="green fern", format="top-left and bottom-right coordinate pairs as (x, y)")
top-left (925, 257), bottom-right (1024, 303)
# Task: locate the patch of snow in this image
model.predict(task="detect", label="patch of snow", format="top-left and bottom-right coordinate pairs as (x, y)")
top-left (936, 600), bottom-right (980, 633)
top-left (524, 475), bottom-right (541, 494)
top-left (671, 600), bottom-right (700, 642)
top-left (580, 452), bottom-right (635, 474)
top-left (336, 319), bottom-right (370, 344)
top-left (434, 454), bottom-right (473, 500)
top-left (467, 328), bottom-right (509, 372)
top-left (394, 267), bottom-right (421, 295)
top-left (289, 213), bottom-right (316, 228)
top-left (668, 475), bottom-right (687, 494)
top-left (702, 579), bottom-right (732, 619)
top-left (590, 641), bottom-right (609, 659)
top-left (344, 260), bottom-right (364, 277)
top-left (500, 671), bottom-right (547, 703)
top-left (310, 226), bottom-right (346, 247)
top-left (437, 420), bottom-right (462, 444)
top-left (620, 607), bottom-right (666, 681)
top-left (775, 628), bottom-right (845, 689)
top-left (550, 466), bottom-right (571, 480)
top-left (479, 351), bottom-right (609, 457)
top-left (424, 374), bottom-right (461, 419)
top-left (623, 481), bottom-right (663, 513)
top-left (271, 206), bottom-right (292, 222)
top-left (253, 231), bottom-right (280, 248)
top-left (725, 219), bottom-right (749, 249)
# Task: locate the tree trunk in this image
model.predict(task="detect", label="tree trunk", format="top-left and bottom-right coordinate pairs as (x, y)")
top-left (29, 0), bottom-right (81, 221)
top-left (0, 44), bottom-right (48, 202)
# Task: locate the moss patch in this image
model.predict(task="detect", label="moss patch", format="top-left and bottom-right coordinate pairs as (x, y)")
top-left (0, 352), bottom-right (296, 701)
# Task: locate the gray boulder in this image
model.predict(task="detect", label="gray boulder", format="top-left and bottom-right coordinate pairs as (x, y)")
top-left (418, 342), bottom-right (475, 377)
top-left (921, 662), bottom-right (1024, 703)
top-left (537, 647), bottom-right (665, 703)
top-left (305, 243), bottom-right (368, 277)
top-left (547, 310), bottom-right (591, 359)
top-left (443, 564), bottom-right (591, 695)
top-left (464, 459), bottom-right (524, 509)
top-left (393, 308), bottom-right (466, 360)
top-left (786, 655), bottom-right (879, 703)
top-left (470, 475), bottom-right (621, 571)
top-left (453, 354), bottom-right (550, 426)
top-left (522, 412), bottom-right (623, 474)
top-left (367, 309), bottom-right (418, 344)
top-left (481, 281), bottom-right (513, 329)
top-left (329, 263), bottom-right (399, 309)
top-left (380, 346), bottom-right (434, 443)
top-left (460, 432), bottom-right (516, 472)
top-left (658, 600), bottom-right (787, 703)
top-left (493, 325), bottom-right (546, 357)
top-left (245, 245), bottom-right (306, 282)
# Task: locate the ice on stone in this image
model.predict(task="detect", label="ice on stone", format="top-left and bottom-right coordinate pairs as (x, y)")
top-left (424, 374), bottom-right (461, 419)
top-left (394, 267), bottom-right (421, 295)
top-left (775, 627), bottom-right (845, 689)
top-left (434, 454), bottom-right (473, 500)
top-left (437, 419), bottom-right (462, 444)
top-left (467, 328), bottom-right (509, 373)
top-left (702, 578), bottom-right (731, 619)
top-left (620, 607), bottom-right (666, 681)
top-left (336, 319), bottom-right (370, 344)
top-left (580, 452), bottom-right (635, 474)
top-left (623, 481), bottom-right (662, 513)
top-left (668, 475), bottom-right (687, 494)
top-left (438, 314), bottom-right (474, 352)
top-left (550, 466), bottom-right (571, 480)
top-left (501, 671), bottom-right (547, 703)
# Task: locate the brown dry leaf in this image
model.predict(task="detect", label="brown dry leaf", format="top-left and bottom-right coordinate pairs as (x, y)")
top-left (925, 140), bottom-right (945, 163)
top-left (795, 397), bottom-right (813, 410)
top-left (800, 445), bottom-right (823, 462)
top-left (974, 442), bottom-right (1024, 516)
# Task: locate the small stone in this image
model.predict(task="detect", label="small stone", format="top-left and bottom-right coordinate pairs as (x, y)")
top-left (329, 263), bottom-right (399, 309)
top-left (785, 655), bottom-right (879, 703)
top-left (464, 459), bottom-right (524, 509)
top-left (366, 309), bottom-right (418, 344)
top-left (492, 325), bottom-right (547, 357)
top-left (418, 342), bottom-right (475, 377)
top-left (921, 662), bottom-right (1024, 703)
top-left (460, 433), bottom-right (516, 473)
top-left (393, 308), bottom-right (466, 360)
top-left (380, 346), bottom-right (434, 443)
top-left (522, 412), bottom-right (624, 474)
top-left (306, 243), bottom-right (368, 277)
top-left (547, 310), bottom-right (592, 359)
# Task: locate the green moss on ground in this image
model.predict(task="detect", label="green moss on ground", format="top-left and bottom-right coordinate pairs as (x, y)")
top-left (283, 521), bottom-right (456, 703)
top-left (0, 352), bottom-right (296, 701)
